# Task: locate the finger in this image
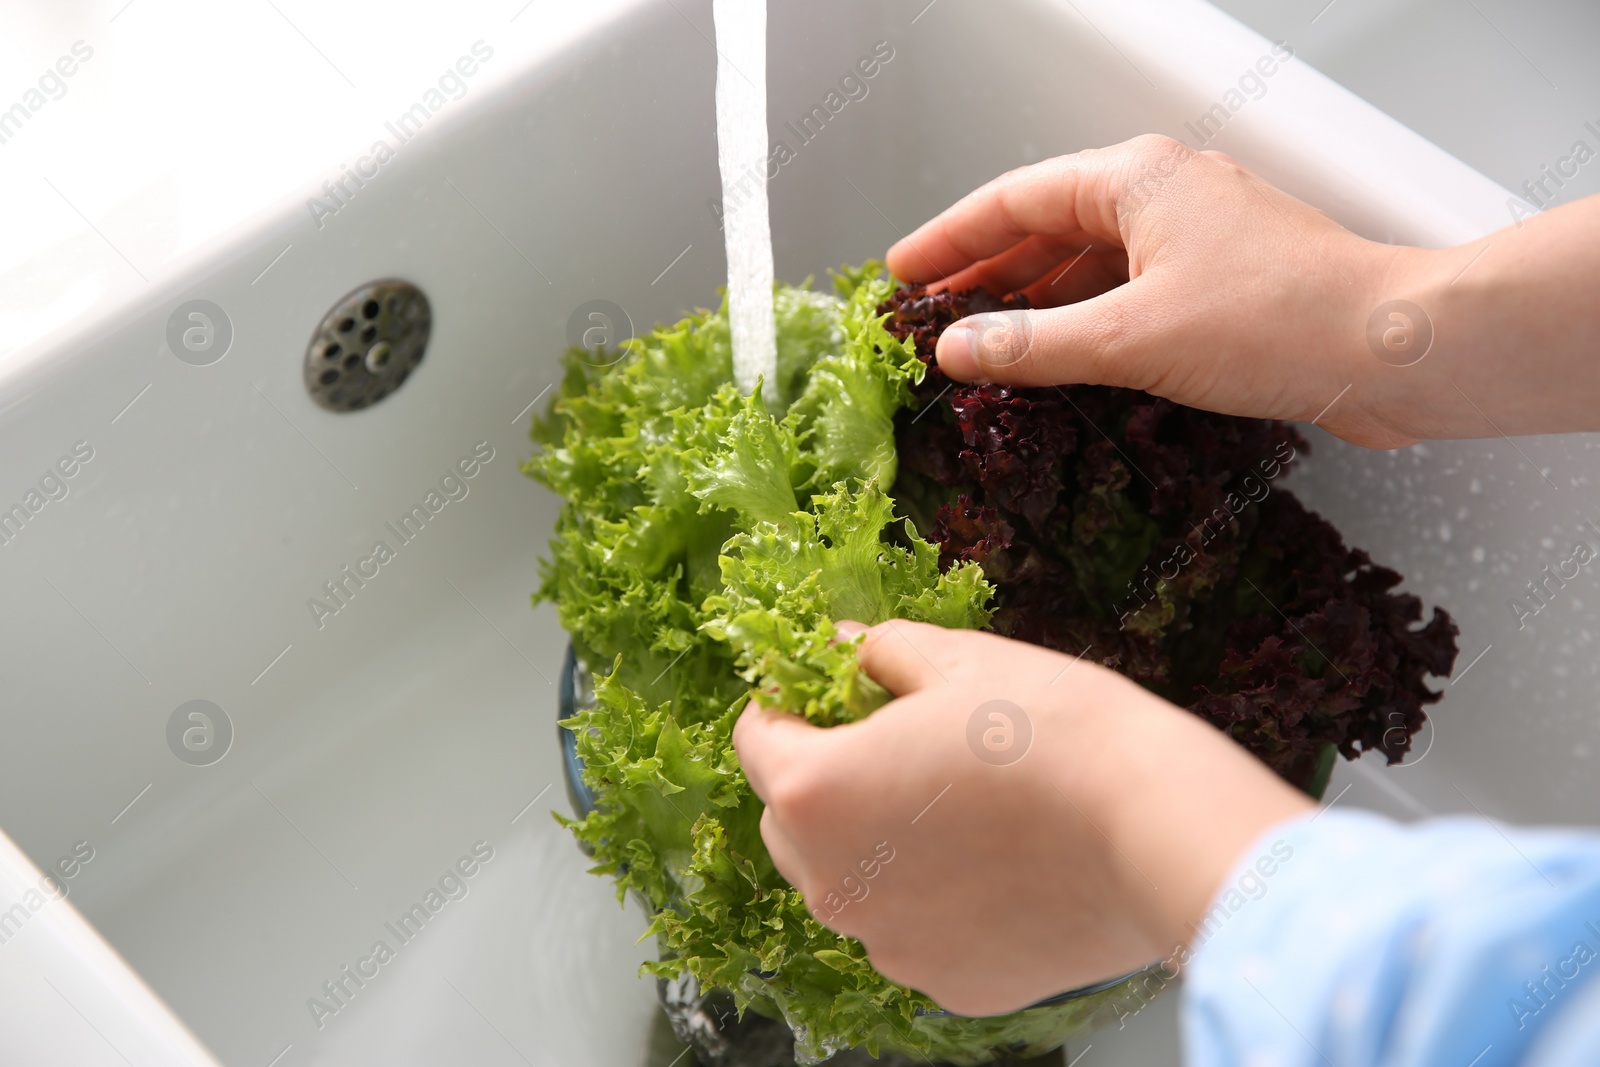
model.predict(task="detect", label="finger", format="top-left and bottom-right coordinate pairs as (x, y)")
top-left (759, 805), bottom-right (807, 889)
top-left (887, 135), bottom-right (1194, 283)
top-left (733, 701), bottom-right (822, 802)
top-left (934, 275), bottom-right (1174, 390)
top-left (1017, 247), bottom-right (1130, 309)
top-left (857, 619), bottom-right (960, 697)
top-left (930, 233), bottom-right (1099, 299)
top-left (935, 237), bottom-right (1130, 308)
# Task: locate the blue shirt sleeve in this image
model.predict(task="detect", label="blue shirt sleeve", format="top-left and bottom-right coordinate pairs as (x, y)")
top-left (1181, 808), bottom-right (1600, 1067)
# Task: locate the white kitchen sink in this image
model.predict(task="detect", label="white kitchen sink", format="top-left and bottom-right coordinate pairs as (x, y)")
top-left (1, 1), bottom-right (1589, 1065)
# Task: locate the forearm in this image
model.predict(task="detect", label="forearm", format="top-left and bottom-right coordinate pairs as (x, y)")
top-left (1364, 196), bottom-right (1600, 443)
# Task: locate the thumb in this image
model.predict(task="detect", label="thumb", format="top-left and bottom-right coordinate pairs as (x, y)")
top-left (933, 276), bottom-right (1171, 390)
top-left (733, 701), bottom-right (825, 803)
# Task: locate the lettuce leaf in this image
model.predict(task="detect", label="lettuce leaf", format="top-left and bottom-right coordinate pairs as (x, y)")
top-left (527, 266), bottom-right (1005, 1063)
top-left (884, 282), bottom-right (1459, 791)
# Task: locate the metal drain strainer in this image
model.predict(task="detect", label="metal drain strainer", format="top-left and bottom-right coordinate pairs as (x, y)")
top-left (304, 279), bottom-right (430, 412)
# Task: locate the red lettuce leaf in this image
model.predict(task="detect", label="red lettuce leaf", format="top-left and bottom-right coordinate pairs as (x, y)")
top-left (881, 283), bottom-right (1459, 792)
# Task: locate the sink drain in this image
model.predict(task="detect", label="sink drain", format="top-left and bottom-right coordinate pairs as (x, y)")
top-left (304, 280), bottom-right (430, 412)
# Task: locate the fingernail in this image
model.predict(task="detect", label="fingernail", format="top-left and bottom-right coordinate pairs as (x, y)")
top-left (834, 619), bottom-right (868, 640)
top-left (973, 311), bottom-right (1033, 373)
top-left (936, 325), bottom-right (979, 380)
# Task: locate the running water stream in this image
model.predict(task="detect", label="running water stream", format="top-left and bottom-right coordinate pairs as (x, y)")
top-left (711, 0), bottom-right (778, 405)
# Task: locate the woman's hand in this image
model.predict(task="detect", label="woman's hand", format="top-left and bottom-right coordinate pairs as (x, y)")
top-left (887, 135), bottom-right (1600, 449)
top-left (732, 621), bottom-right (1313, 1016)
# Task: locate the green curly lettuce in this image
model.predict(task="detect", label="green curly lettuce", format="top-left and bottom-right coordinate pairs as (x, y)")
top-left (526, 266), bottom-right (1056, 1064)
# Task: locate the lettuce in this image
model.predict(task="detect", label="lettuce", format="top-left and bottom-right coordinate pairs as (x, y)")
top-left (529, 267), bottom-right (1458, 1065)
top-left (527, 267), bottom-right (1008, 1063)
top-left (884, 283), bottom-right (1458, 794)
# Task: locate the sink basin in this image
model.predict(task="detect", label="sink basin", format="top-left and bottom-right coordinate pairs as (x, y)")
top-left (2, 1), bottom-right (1587, 1064)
